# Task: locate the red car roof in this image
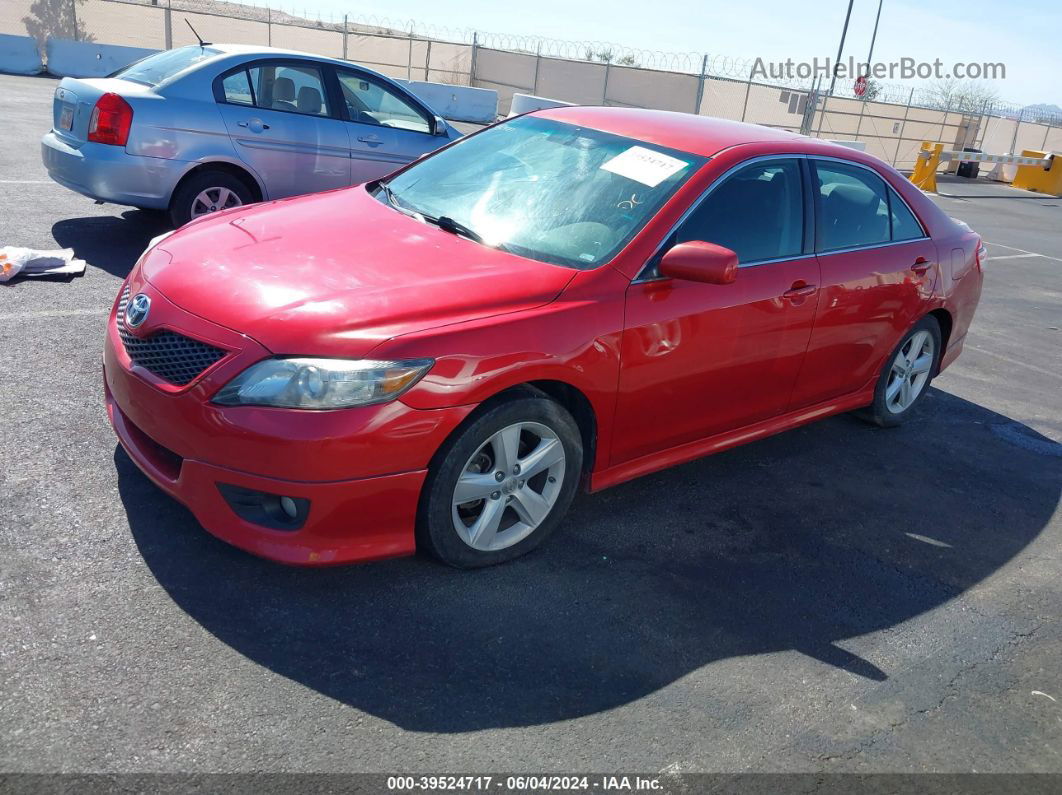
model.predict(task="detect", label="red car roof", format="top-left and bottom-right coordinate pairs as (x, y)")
top-left (535, 106), bottom-right (804, 158)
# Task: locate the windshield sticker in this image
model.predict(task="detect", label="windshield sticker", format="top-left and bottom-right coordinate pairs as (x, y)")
top-left (600, 146), bottom-right (689, 187)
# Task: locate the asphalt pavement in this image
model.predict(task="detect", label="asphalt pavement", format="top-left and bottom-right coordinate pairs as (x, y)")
top-left (1, 73), bottom-right (1060, 777)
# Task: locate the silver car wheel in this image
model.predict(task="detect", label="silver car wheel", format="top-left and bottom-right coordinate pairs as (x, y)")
top-left (190, 186), bottom-right (242, 218)
top-left (885, 329), bottom-right (935, 414)
top-left (451, 421), bottom-right (566, 552)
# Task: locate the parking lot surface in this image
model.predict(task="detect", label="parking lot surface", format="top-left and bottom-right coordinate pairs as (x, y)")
top-left (1, 73), bottom-right (1060, 774)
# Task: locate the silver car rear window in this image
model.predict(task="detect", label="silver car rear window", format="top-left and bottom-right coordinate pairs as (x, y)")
top-left (111, 46), bottom-right (220, 87)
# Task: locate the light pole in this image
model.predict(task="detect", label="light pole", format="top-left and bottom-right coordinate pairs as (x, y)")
top-left (865, 0), bottom-right (884, 76)
top-left (829, 0), bottom-right (855, 96)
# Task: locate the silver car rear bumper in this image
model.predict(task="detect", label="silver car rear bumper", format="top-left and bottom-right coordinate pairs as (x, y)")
top-left (41, 131), bottom-right (185, 210)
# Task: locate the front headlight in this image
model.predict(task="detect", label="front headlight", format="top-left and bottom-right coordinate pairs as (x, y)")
top-left (213, 357), bottom-right (434, 409)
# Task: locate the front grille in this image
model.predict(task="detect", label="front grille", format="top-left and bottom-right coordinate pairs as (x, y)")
top-left (116, 287), bottom-right (226, 386)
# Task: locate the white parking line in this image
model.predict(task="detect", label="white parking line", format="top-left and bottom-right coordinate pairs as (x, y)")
top-left (985, 242), bottom-right (1062, 263)
top-left (989, 253), bottom-right (1045, 261)
top-left (0, 179), bottom-right (54, 184)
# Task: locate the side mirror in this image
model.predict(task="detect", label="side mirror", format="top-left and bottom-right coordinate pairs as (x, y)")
top-left (658, 241), bottom-right (738, 285)
top-left (433, 115), bottom-right (449, 136)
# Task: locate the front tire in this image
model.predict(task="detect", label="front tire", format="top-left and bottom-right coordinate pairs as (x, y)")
top-left (858, 315), bottom-right (942, 428)
top-left (417, 396), bottom-right (583, 568)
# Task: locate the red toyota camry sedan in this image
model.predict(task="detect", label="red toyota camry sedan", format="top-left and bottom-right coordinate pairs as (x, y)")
top-left (104, 107), bottom-right (984, 567)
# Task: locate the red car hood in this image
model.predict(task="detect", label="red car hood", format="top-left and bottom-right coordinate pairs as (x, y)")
top-left (145, 187), bottom-right (576, 356)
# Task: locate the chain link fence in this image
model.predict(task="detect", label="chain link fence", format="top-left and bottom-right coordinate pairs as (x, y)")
top-left (4, 0), bottom-right (1059, 170)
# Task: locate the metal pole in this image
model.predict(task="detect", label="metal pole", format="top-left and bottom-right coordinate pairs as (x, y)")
top-left (71, 0), bottom-right (79, 41)
top-left (532, 43), bottom-right (542, 95)
top-left (1008, 108), bottom-right (1024, 154)
top-left (936, 98), bottom-right (950, 145)
top-left (407, 24), bottom-right (414, 82)
top-left (470, 32), bottom-right (479, 86)
top-left (267, 6), bottom-right (271, 47)
top-left (342, 14), bottom-right (347, 60)
top-left (164, 0), bottom-right (172, 50)
top-left (814, 93), bottom-right (829, 137)
top-left (854, 89), bottom-right (868, 140)
top-left (829, 0), bottom-right (855, 95)
top-left (892, 87), bottom-right (914, 167)
top-left (601, 60), bottom-right (611, 106)
top-left (693, 53), bottom-right (708, 114)
top-left (865, 0), bottom-right (883, 74)
top-left (424, 40), bottom-right (431, 82)
top-left (972, 101), bottom-right (989, 149)
top-left (1041, 121), bottom-right (1051, 151)
top-left (740, 65), bottom-right (754, 122)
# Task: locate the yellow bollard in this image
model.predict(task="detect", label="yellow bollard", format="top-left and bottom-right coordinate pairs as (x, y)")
top-left (909, 141), bottom-right (944, 192)
top-left (1012, 149), bottom-right (1062, 196)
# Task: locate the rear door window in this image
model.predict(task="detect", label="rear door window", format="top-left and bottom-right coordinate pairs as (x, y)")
top-left (888, 188), bottom-right (926, 241)
top-left (218, 63), bottom-right (331, 117)
top-left (221, 71), bottom-right (254, 106)
top-left (813, 161), bottom-right (891, 251)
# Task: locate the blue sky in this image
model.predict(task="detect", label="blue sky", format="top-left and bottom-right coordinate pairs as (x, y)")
top-left (241, 0), bottom-right (1060, 106)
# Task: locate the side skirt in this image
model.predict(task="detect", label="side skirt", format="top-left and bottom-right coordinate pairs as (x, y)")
top-left (588, 387), bottom-right (876, 493)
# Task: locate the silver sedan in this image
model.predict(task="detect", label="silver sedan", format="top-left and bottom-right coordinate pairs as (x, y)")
top-left (41, 44), bottom-right (461, 226)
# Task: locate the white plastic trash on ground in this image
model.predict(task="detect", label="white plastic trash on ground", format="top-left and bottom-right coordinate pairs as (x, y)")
top-left (0, 247), bottom-right (87, 282)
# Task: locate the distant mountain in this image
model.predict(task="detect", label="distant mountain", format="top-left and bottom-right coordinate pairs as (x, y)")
top-left (1021, 103), bottom-right (1062, 121)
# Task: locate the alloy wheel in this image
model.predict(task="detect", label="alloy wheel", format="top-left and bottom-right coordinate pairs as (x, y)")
top-left (885, 329), bottom-right (935, 414)
top-left (451, 421), bottom-right (566, 552)
top-left (190, 186), bottom-right (243, 219)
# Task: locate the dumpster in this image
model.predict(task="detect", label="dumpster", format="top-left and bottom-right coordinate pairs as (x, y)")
top-left (957, 147), bottom-right (982, 179)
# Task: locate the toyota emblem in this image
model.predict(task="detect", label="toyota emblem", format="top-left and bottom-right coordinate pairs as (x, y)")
top-left (125, 293), bottom-right (151, 328)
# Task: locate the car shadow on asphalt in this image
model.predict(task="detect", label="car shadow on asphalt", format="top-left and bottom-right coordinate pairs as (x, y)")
top-left (52, 211), bottom-right (171, 278)
top-left (117, 388), bottom-right (1061, 732)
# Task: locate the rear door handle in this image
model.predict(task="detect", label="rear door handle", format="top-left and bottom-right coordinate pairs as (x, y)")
top-left (237, 119), bottom-right (269, 131)
top-left (357, 135), bottom-right (384, 146)
top-left (911, 257), bottom-right (933, 275)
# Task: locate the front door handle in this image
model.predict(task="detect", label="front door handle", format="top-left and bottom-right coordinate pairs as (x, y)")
top-left (357, 134), bottom-right (384, 146)
top-left (911, 257), bottom-right (934, 275)
top-left (783, 282), bottom-right (817, 299)
top-left (237, 119), bottom-right (269, 132)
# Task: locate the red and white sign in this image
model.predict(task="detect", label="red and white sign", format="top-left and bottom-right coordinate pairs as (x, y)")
top-left (854, 75), bottom-right (868, 97)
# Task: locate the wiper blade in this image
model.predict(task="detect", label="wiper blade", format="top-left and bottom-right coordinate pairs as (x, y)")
top-left (424, 214), bottom-right (484, 244)
top-left (380, 182), bottom-right (417, 218)
top-left (378, 186), bottom-right (505, 250)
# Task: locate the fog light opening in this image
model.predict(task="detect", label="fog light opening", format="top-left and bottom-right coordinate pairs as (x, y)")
top-left (216, 483), bottom-right (310, 532)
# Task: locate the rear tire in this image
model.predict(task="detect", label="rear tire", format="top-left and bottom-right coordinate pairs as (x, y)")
top-left (417, 396), bottom-right (583, 568)
top-left (169, 170), bottom-right (254, 227)
top-left (856, 315), bottom-right (942, 428)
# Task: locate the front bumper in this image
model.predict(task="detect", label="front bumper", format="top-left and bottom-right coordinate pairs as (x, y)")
top-left (106, 385), bottom-right (426, 565)
top-left (104, 276), bottom-right (474, 565)
top-left (41, 131), bottom-right (183, 210)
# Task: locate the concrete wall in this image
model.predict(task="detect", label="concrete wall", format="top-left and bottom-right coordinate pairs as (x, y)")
top-left (0, 33), bottom-right (42, 74)
top-left (399, 80), bottom-right (497, 123)
top-left (46, 38), bottom-right (157, 78)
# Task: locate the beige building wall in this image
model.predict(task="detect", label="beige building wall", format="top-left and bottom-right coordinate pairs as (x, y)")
top-left (81, 0), bottom-right (166, 48)
top-left (170, 12), bottom-right (268, 47)
top-left (270, 25), bottom-right (343, 60)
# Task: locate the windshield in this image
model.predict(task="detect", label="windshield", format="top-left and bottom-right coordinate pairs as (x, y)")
top-left (111, 46), bottom-right (220, 87)
top-left (378, 116), bottom-right (706, 269)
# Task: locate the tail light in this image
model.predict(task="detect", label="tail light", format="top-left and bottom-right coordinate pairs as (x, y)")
top-left (976, 240), bottom-right (987, 271)
top-left (87, 93), bottom-right (133, 146)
